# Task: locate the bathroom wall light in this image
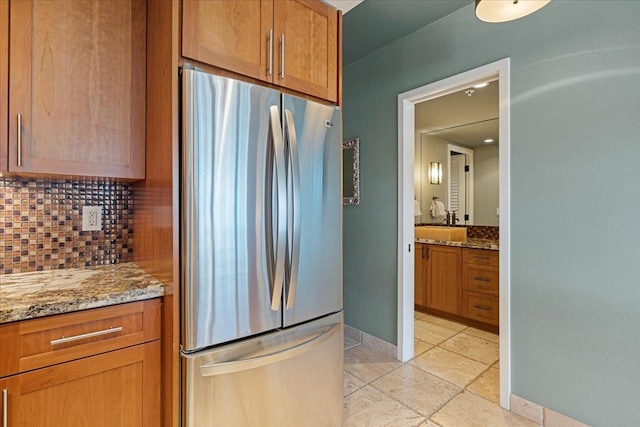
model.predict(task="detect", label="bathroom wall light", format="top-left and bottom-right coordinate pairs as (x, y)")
top-left (429, 162), bottom-right (442, 185)
top-left (475, 0), bottom-right (551, 23)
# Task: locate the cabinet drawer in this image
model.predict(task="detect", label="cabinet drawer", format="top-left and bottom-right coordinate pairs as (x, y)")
top-left (462, 292), bottom-right (499, 326)
top-left (0, 340), bottom-right (160, 426)
top-left (0, 299), bottom-right (160, 377)
top-left (463, 265), bottom-right (499, 295)
top-left (463, 248), bottom-right (499, 267)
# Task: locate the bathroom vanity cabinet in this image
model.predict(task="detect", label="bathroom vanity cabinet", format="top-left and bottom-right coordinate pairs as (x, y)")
top-left (416, 244), bottom-right (499, 331)
top-left (414, 243), bottom-right (428, 307)
top-left (462, 248), bottom-right (499, 326)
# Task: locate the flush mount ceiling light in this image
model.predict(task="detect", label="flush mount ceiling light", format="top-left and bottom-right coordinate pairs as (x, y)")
top-left (475, 0), bottom-right (551, 23)
top-left (484, 138), bottom-right (494, 143)
top-left (473, 82), bottom-right (489, 89)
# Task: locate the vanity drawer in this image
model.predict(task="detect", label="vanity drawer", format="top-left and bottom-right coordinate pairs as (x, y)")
top-left (462, 291), bottom-right (499, 326)
top-left (463, 264), bottom-right (499, 295)
top-left (0, 299), bottom-right (160, 377)
top-left (463, 248), bottom-right (499, 267)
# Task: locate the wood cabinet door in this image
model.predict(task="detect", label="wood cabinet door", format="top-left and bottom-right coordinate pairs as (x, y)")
top-left (8, 0), bottom-right (146, 179)
top-left (0, 0), bottom-right (7, 172)
top-left (182, 0), bottom-right (273, 82)
top-left (426, 245), bottom-right (462, 315)
top-left (273, 0), bottom-right (338, 102)
top-left (0, 341), bottom-right (160, 427)
top-left (414, 243), bottom-right (428, 307)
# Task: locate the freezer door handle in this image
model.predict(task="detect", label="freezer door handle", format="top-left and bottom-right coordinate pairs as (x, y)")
top-left (284, 109), bottom-right (301, 310)
top-left (198, 323), bottom-right (340, 377)
top-left (268, 105), bottom-right (287, 311)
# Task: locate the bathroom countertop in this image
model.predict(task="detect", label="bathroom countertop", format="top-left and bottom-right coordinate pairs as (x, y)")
top-left (0, 262), bottom-right (164, 324)
top-left (415, 238), bottom-right (499, 251)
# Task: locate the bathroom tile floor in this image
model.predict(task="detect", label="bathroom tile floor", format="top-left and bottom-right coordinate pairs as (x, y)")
top-left (343, 312), bottom-right (537, 427)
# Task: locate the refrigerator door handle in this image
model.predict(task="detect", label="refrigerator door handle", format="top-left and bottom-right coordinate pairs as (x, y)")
top-left (284, 109), bottom-right (302, 309)
top-left (269, 105), bottom-right (287, 311)
top-left (198, 323), bottom-right (340, 377)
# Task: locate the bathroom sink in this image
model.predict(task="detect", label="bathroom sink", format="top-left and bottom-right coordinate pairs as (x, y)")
top-left (415, 226), bottom-right (467, 242)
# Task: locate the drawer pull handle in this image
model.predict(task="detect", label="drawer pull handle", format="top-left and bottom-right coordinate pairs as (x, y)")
top-left (473, 255), bottom-right (490, 260)
top-left (50, 326), bottom-right (123, 346)
top-left (2, 389), bottom-right (7, 427)
top-left (473, 304), bottom-right (492, 311)
top-left (473, 276), bottom-right (491, 282)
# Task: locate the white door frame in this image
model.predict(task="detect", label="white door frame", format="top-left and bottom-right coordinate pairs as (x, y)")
top-left (397, 58), bottom-right (511, 409)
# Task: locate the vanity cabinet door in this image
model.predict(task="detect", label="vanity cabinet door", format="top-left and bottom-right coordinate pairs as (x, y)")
top-left (0, 341), bottom-right (160, 427)
top-left (7, 0), bottom-right (146, 179)
top-left (426, 245), bottom-right (462, 315)
top-left (414, 243), bottom-right (428, 308)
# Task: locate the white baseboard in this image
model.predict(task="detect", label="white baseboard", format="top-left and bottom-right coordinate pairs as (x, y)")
top-left (510, 394), bottom-right (591, 427)
top-left (344, 324), bottom-right (398, 359)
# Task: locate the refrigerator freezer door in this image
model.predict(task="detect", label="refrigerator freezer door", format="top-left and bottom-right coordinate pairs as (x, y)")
top-left (282, 95), bottom-right (343, 327)
top-left (183, 313), bottom-right (343, 426)
top-left (182, 69), bottom-right (283, 352)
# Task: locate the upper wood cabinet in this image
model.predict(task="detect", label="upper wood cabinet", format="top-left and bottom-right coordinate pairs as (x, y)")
top-left (182, 0), bottom-right (339, 102)
top-left (1, 0), bottom-right (8, 168)
top-left (5, 0), bottom-right (146, 180)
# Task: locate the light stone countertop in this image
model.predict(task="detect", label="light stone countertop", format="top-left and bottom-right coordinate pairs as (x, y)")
top-left (0, 262), bottom-right (164, 324)
top-left (415, 238), bottom-right (499, 251)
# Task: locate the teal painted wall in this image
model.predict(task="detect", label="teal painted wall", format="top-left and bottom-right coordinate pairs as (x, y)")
top-left (342, 2), bottom-right (640, 425)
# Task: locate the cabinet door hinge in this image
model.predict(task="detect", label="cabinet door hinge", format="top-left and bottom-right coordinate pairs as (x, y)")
top-left (408, 244), bottom-right (411, 253)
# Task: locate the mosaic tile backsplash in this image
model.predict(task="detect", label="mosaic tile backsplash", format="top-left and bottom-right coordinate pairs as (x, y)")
top-left (0, 178), bottom-right (133, 274)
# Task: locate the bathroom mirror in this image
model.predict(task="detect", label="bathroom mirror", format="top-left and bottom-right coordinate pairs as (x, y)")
top-left (343, 138), bottom-right (360, 206)
top-left (414, 81), bottom-right (499, 226)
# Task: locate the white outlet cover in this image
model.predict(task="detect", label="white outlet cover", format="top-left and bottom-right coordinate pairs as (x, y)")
top-left (82, 206), bottom-right (102, 231)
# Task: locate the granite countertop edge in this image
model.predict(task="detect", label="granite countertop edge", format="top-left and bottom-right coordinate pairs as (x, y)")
top-left (0, 262), bottom-right (165, 324)
top-left (415, 238), bottom-right (499, 250)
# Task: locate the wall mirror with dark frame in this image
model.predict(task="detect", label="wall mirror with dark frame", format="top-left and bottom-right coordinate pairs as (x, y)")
top-left (343, 138), bottom-right (360, 206)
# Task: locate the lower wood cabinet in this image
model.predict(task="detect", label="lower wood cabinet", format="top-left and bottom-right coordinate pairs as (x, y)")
top-left (414, 243), bottom-right (428, 307)
top-left (0, 299), bottom-right (161, 426)
top-left (0, 341), bottom-right (160, 426)
top-left (415, 244), bottom-right (499, 330)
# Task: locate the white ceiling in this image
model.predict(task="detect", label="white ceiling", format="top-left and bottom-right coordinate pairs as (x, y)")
top-left (323, 0), bottom-right (363, 14)
top-left (415, 81), bottom-right (499, 148)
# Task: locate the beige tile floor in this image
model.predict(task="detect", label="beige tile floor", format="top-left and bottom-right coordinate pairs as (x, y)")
top-left (343, 312), bottom-right (538, 427)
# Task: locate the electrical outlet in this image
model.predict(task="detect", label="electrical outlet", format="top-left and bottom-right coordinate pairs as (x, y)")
top-left (82, 206), bottom-right (102, 231)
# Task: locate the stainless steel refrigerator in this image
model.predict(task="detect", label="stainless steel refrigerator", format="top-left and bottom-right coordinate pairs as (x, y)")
top-left (180, 68), bottom-right (343, 426)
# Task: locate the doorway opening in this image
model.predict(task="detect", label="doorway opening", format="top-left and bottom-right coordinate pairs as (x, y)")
top-left (397, 58), bottom-right (511, 409)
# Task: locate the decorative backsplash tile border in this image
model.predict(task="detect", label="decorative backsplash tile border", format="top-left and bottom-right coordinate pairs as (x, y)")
top-left (0, 178), bottom-right (133, 274)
